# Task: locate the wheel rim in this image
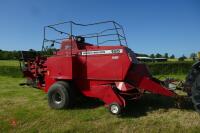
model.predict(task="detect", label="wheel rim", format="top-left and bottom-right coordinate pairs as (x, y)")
top-left (110, 105), bottom-right (119, 114)
top-left (52, 91), bottom-right (62, 104)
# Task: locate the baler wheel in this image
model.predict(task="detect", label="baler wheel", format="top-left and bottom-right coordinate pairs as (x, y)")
top-left (191, 73), bottom-right (200, 113)
top-left (48, 81), bottom-right (73, 109)
top-left (108, 103), bottom-right (122, 115)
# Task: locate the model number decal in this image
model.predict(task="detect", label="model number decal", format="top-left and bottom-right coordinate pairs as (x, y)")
top-left (81, 49), bottom-right (123, 55)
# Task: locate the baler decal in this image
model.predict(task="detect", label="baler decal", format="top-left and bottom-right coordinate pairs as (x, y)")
top-left (81, 49), bottom-right (123, 55)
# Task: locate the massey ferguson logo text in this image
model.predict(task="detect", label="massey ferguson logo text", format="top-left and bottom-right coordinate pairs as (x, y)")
top-left (81, 49), bottom-right (123, 55)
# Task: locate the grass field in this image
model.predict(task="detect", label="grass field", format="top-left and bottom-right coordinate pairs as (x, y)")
top-left (168, 58), bottom-right (193, 62)
top-left (1, 60), bottom-right (200, 133)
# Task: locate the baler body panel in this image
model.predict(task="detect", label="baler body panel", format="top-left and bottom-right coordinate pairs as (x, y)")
top-left (46, 56), bottom-right (72, 79)
top-left (44, 56), bottom-right (72, 92)
top-left (78, 46), bottom-right (132, 80)
top-left (43, 41), bottom-right (176, 100)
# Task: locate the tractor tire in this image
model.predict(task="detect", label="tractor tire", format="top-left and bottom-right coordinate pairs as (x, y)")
top-left (47, 81), bottom-right (74, 109)
top-left (108, 103), bottom-right (122, 115)
top-left (191, 73), bottom-right (200, 113)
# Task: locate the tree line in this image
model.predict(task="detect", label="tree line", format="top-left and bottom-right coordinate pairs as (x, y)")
top-left (0, 49), bottom-right (198, 60)
top-left (149, 53), bottom-right (175, 59)
top-left (136, 52), bottom-right (198, 61)
top-left (0, 50), bottom-right (20, 60)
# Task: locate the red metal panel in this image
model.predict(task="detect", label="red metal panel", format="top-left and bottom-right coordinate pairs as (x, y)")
top-left (139, 77), bottom-right (176, 97)
top-left (127, 64), bottom-right (176, 97)
top-left (121, 52), bottom-right (132, 80)
top-left (44, 77), bottom-right (56, 93)
top-left (86, 54), bottom-right (123, 80)
top-left (81, 84), bottom-right (126, 107)
top-left (81, 46), bottom-right (126, 80)
top-left (46, 56), bottom-right (72, 80)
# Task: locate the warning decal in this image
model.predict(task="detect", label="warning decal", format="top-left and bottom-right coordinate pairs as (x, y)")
top-left (81, 49), bottom-right (123, 55)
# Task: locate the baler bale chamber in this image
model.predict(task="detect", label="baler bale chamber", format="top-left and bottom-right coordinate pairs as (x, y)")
top-left (19, 21), bottom-right (200, 115)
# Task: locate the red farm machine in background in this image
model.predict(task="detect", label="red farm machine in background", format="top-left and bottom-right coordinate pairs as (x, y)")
top-left (19, 21), bottom-right (200, 115)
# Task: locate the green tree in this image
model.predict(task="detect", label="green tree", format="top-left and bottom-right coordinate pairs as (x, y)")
top-left (170, 54), bottom-right (175, 59)
top-left (150, 54), bottom-right (155, 58)
top-left (0, 50), bottom-right (22, 60)
top-left (164, 53), bottom-right (169, 59)
top-left (190, 53), bottom-right (197, 61)
top-left (178, 55), bottom-right (187, 61)
top-left (155, 53), bottom-right (162, 58)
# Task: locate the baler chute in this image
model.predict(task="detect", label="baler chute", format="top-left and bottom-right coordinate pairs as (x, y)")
top-left (19, 21), bottom-right (200, 115)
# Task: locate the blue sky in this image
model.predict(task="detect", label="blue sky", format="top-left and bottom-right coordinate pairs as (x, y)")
top-left (0, 0), bottom-right (199, 57)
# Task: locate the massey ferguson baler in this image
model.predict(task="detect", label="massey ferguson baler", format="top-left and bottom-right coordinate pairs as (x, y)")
top-left (19, 21), bottom-right (200, 115)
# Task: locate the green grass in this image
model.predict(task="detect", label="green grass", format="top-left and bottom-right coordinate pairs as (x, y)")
top-left (1, 60), bottom-right (200, 133)
top-left (147, 61), bottom-right (195, 75)
top-left (0, 60), bottom-right (22, 78)
top-left (0, 60), bottom-right (19, 66)
top-left (168, 58), bottom-right (193, 62)
top-left (155, 74), bottom-right (186, 80)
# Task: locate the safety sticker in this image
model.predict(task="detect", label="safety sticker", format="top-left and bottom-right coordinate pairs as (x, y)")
top-left (81, 49), bottom-right (123, 55)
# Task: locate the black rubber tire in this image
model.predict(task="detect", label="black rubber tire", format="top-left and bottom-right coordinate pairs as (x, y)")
top-left (186, 68), bottom-right (200, 86)
top-left (47, 81), bottom-right (74, 109)
top-left (108, 103), bottom-right (122, 115)
top-left (191, 73), bottom-right (200, 113)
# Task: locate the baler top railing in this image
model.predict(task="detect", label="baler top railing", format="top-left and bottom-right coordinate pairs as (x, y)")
top-left (42, 21), bottom-right (127, 51)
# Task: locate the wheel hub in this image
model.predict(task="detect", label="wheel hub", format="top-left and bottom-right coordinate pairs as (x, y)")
top-left (110, 105), bottom-right (119, 114)
top-left (52, 92), bottom-right (62, 104)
